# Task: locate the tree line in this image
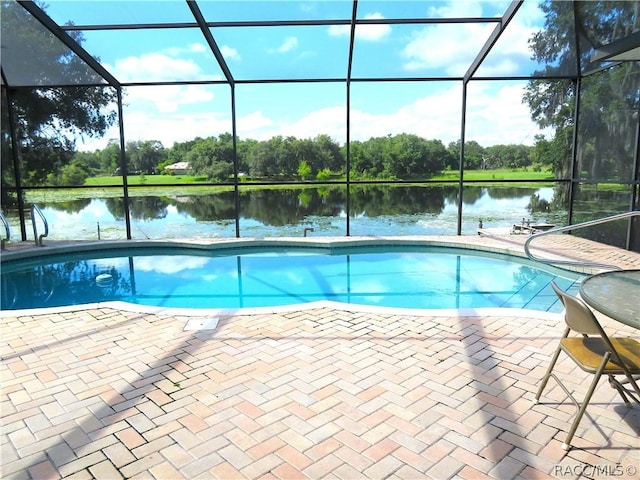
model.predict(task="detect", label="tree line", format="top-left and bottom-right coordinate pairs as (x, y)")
top-left (59, 133), bottom-right (539, 185)
top-left (3, 0), bottom-right (637, 197)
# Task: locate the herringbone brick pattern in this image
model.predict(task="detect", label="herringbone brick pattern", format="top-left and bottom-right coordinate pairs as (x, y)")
top-left (2, 304), bottom-right (639, 479)
top-left (2, 236), bottom-right (640, 479)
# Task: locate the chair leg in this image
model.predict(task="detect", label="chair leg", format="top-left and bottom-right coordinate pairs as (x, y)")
top-left (619, 369), bottom-right (640, 404)
top-left (609, 375), bottom-right (640, 405)
top-left (608, 376), bottom-right (631, 406)
top-left (608, 345), bottom-right (640, 404)
top-left (535, 345), bottom-right (563, 404)
top-left (562, 358), bottom-right (608, 451)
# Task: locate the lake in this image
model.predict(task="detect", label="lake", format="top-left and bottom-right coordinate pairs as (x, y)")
top-left (6, 184), bottom-right (560, 241)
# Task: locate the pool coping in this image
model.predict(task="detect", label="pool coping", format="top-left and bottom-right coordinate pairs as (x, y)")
top-left (0, 299), bottom-right (563, 327)
top-left (0, 235), bottom-right (581, 264)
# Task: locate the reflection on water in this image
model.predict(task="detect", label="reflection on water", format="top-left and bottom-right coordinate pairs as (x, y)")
top-left (9, 185), bottom-right (563, 240)
top-left (1, 247), bottom-right (582, 311)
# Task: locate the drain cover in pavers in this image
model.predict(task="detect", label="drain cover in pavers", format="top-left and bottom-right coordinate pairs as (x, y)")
top-left (184, 317), bottom-right (220, 330)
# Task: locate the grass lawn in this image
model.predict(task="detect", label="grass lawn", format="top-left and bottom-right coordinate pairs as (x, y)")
top-left (85, 168), bottom-right (555, 186)
top-left (84, 174), bottom-right (209, 186)
top-left (431, 168), bottom-right (555, 181)
top-left (22, 168), bottom-right (623, 204)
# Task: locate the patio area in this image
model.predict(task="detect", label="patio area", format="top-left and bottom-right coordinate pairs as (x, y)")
top-left (2, 236), bottom-right (639, 479)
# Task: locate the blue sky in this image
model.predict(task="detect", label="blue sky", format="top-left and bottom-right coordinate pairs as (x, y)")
top-left (43, 0), bottom-right (550, 151)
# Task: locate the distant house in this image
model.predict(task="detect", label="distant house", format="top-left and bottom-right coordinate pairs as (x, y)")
top-left (165, 162), bottom-right (190, 175)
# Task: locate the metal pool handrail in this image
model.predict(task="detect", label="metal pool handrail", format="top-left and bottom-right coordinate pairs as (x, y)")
top-left (0, 210), bottom-right (9, 250)
top-left (524, 211), bottom-right (640, 271)
top-left (31, 204), bottom-right (49, 247)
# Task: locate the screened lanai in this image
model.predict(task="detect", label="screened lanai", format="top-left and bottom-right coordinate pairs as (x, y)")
top-left (1, 0), bottom-right (639, 250)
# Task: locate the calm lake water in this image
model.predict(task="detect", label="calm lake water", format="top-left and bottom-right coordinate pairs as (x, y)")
top-left (7, 185), bottom-right (560, 241)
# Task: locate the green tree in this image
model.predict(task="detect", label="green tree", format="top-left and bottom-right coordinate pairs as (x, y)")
top-left (447, 140), bottom-right (485, 170)
top-left (530, 134), bottom-right (568, 173)
top-left (247, 139), bottom-right (276, 177)
top-left (126, 140), bottom-right (166, 174)
top-left (297, 160), bottom-right (312, 180)
top-left (361, 137), bottom-right (387, 177)
top-left (237, 138), bottom-right (257, 174)
top-left (294, 138), bottom-right (319, 175)
top-left (485, 144), bottom-right (533, 169)
top-left (523, 1), bottom-right (639, 180)
top-left (446, 141), bottom-right (461, 170)
top-left (72, 150), bottom-right (102, 175)
top-left (349, 140), bottom-right (373, 178)
top-left (100, 140), bottom-right (122, 175)
top-left (314, 134), bottom-right (343, 173)
top-left (462, 140), bottom-right (485, 170)
top-left (247, 136), bottom-right (299, 178)
top-left (277, 136), bottom-right (299, 176)
top-left (1, 1), bottom-right (117, 194)
top-left (60, 160), bottom-right (91, 185)
top-left (167, 138), bottom-right (199, 164)
top-left (422, 139), bottom-right (450, 174)
top-left (46, 158), bottom-right (91, 185)
top-left (351, 135), bottom-right (447, 179)
top-left (316, 168), bottom-right (332, 181)
top-left (185, 135), bottom-right (234, 181)
top-left (383, 134), bottom-right (423, 177)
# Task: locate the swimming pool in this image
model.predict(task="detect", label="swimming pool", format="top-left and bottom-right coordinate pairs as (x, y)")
top-left (0, 241), bottom-right (583, 312)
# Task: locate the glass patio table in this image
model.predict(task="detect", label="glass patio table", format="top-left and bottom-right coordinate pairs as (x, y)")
top-left (579, 269), bottom-right (640, 330)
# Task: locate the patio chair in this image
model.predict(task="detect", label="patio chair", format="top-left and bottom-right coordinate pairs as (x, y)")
top-left (534, 282), bottom-right (640, 450)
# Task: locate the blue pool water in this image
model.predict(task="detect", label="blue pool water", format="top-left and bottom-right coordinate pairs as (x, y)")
top-left (1, 245), bottom-right (583, 311)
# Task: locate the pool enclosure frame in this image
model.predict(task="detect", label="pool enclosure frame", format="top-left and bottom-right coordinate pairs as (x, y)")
top-left (1, 0), bottom-right (639, 249)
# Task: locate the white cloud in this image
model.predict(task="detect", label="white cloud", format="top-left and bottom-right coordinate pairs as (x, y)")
top-left (163, 43), bottom-right (207, 57)
top-left (124, 85), bottom-right (215, 113)
top-left (188, 43), bottom-right (207, 53)
top-left (270, 37), bottom-right (298, 54)
top-left (78, 84), bottom-right (543, 152)
top-left (221, 45), bottom-right (241, 61)
top-left (122, 109), bottom-right (231, 146)
top-left (102, 49), bottom-right (222, 115)
top-left (402, 1), bottom-right (545, 77)
top-left (236, 84), bottom-right (542, 147)
top-left (465, 83), bottom-right (542, 145)
top-left (328, 12), bottom-right (391, 41)
top-left (474, 19), bottom-right (541, 76)
top-left (402, 23), bottom-right (496, 76)
top-left (134, 255), bottom-right (209, 274)
top-left (237, 107), bottom-right (344, 141)
top-left (475, 58), bottom-right (519, 77)
top-left (427, 0), bottom-right (484, 17)
top-left (281, 106), bottom-right (347, 141)
top-left (350, 87), bottom-right (463, 143)
top-left (512, 0), bottom-right (546, 26)
top-left (76, 86), bottom-right (223, 150)
top-left (357, 13), bottom-right (392, 41)
top-left (237, 111), bottom-right (275, 135)
top-left (107, 53), bottom-right (204, 82)
top-left (328, 24), bottom-right (349, 37)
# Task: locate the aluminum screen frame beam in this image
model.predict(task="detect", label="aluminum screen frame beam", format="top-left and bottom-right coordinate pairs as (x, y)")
top-left (186, 0), bottom-right (235, 87)
top-left (17, 0), bottom-right (121, 89)
top-left (464, 0), bottom-right (523, 83)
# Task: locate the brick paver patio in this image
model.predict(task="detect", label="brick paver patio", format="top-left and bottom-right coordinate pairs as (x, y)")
top-left (2, 236), bottom-right (639, 479)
